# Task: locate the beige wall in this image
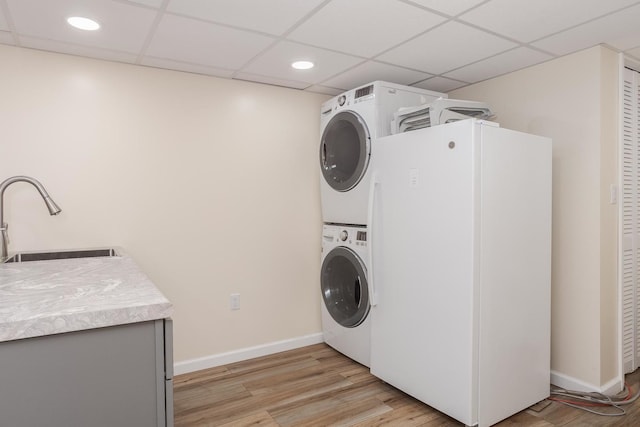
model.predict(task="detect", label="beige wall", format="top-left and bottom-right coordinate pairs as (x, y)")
top-left (0, 44), bottom-right (327, 363)
top-left (599, 48), bottom-right (619, 385)
top-left (2, 42), bottom-right (624, 387)
top-left (451, 45), bottom-right (619, 390)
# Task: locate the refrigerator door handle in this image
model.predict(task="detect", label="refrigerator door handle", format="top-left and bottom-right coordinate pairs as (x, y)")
top-left (367, 172), bottom-right (378, 306)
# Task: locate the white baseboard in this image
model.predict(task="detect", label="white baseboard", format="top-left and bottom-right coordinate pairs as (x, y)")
top-left (174, 332), bottom-right (324, 376)
top-left (550, 370), bottom-right (624, 394)
top-left (601, 376), bottom-right (625, 395)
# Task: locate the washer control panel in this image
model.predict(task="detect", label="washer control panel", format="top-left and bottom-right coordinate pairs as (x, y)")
top-left (322, 225), bottom-right (367, 248)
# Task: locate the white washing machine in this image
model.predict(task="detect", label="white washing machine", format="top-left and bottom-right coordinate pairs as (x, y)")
top-left (319, 81), bottom-right (445, 226)
top-left (320, 223), bottom-right (371, 366)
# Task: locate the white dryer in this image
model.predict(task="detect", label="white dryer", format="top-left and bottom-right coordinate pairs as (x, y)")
top-left (320, 223), bottom-right (371, 366)
top-left (319, 81), bottom-right (444, 225)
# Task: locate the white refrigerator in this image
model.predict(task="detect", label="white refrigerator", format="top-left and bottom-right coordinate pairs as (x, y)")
top-left (368, 119), bottom-right (551, 427)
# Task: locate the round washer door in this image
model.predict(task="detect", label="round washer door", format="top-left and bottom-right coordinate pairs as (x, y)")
top-left (321, 246), bottom-right (370, 328)
top-left (320, 111), bottom-right (371, 192)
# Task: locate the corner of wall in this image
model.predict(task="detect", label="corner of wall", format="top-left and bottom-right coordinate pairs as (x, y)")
top-left (598, 45), bottom-right (620, 387)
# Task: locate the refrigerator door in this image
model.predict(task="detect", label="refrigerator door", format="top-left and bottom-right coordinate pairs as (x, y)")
top-left (370, 119), bottom-right (551, 427)
top-left (475, 125), bottom-right (551, 426)
top-left (370, 120), bottom-right (479, 426)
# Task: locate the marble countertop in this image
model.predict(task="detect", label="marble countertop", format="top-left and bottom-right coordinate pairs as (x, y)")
top-left (0, 248), bottom-right (173, 342)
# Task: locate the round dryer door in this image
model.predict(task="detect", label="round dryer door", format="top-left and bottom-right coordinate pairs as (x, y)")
top-left (320, 111), bottom-right (370, 192)
top-left (321, 246), bottom-right (370, 328)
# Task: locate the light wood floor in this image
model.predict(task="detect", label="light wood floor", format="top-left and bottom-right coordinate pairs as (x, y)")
top-left (173, 343), bottom-right (640, 426)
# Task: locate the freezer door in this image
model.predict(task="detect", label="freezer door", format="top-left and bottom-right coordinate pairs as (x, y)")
top-left (370, 120), bottom-right (552, 427)
top-left (369, 120), bottom-right (479, 426)
top-left (475, 125), bottom-right (551, 427)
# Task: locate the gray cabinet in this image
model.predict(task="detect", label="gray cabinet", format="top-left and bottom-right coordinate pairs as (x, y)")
top-left (0, 319), bottom-right (173, 427)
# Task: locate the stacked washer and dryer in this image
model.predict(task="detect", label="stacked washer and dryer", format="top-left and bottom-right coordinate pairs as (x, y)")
top-left (317, 82), bottom-right (551, 426)
top-left (318, 81), bottom-right (445, 366)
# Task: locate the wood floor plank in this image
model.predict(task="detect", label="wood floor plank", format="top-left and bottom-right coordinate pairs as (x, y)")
top-left (268, 376), bottom-right (393, 425)
top-left (349, 401), bottom-right (442, 426)
top-left (494, 410), bottom-right (554, 427)
top-left (244, 360), bottom-right (348, 394)
top-left (196, 357), bottom-right (321, 392)
top-left (173, 344), bottom-right (640, 426)
top-left (273, 397), bottom-right (392, 427)
top-left (227, 353), bottom-right (312, 374)
top-left (339, 365), bottom-right (379, 385)
top-left (216, 410), bottom-right (279, 427)
top-left (174, 365), bottom-right (229, 388)
top-left (174, 383), bottom-right (250, 415)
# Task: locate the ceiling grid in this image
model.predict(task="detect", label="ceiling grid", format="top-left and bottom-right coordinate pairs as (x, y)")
top-left (0, 0), bottom-right (639, 94)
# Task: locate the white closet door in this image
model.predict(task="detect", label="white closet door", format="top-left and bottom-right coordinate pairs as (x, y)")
top-left (621, 67), bottom-right (640, 374)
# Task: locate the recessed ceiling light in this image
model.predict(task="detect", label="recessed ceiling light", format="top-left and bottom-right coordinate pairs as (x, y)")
top-left (67, 16), bottom-right (100, 31)
top-left (291, 61), bottom-right (314, 70)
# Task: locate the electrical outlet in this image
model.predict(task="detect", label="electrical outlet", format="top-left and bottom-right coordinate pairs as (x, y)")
top-left (230, 293), bottom-right (240, 310)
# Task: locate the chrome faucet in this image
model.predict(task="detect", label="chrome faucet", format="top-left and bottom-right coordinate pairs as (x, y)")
top-left (0, 176), bottom-right (62, 262)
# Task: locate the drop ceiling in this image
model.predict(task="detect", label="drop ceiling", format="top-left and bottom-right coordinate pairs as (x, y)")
top-left (1, 0), bottom-right (640, 95)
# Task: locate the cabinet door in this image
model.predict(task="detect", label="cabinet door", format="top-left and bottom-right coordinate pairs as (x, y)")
top-left (0, 321), bottom-right (162, 427)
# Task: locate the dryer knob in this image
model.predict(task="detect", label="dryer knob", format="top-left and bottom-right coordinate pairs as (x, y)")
top-left (338, 95), bottom-right (346, 106)
top-left (339, 230), bottom-right (348, 241)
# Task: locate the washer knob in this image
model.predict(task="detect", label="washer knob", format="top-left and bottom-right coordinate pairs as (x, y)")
top-left (338, 95), bottom-right (346, 106)
top-left (339, 230), bottom-right (348, 241)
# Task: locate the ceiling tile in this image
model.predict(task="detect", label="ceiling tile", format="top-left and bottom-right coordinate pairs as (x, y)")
top-left (444, 47), bottom-right (552, 83)
top-left (378, 21), bottom-right (517, 74)
top-left (459, 0), bottom-right (638, 43)
top-left (532, 3), bottom-right (640, 56)
top-left (607, 33), bottom-right (640, 52)
top-left (234, 72), bottom-right (309, 89)
top-left (19, 36), bottom-right (138, 63)
top-left (240, 41), bottom-right (363, 85)
top-left (403, 0), bottom-right (486, 16)
top-left (305, 85), bottom-right (344, 96)
top-left (146, 14), bottom-right (276, 70)
top-left (7, 0), bottom-right (157, 53)
top-left (4, 0), bottom-right (640, 93)
top-left (287, 0), bottom-right (446, 58)
top-left (626, 47), bottom-right (640, 61)
top-left (412, 76), bottom-right (467, 92)
top-left (140, 56), bottom-right (235, 79)
top-left (166, 0), bottom-right (325, 36)
top-left (322, 61), bottom-right (432, 91)
top-left (125, 0), bottom-right (164, 8)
